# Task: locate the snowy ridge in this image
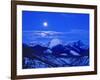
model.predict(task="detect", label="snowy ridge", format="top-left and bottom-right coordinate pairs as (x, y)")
top-left (22, 39), bottom-right (89, 69)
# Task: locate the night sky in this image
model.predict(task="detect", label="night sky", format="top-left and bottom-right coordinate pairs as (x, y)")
top-left (22, 11), bottom-right (89, 45)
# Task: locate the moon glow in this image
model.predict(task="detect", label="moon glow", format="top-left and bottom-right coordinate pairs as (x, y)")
top-left (43, 22), bottom-right (48, 27)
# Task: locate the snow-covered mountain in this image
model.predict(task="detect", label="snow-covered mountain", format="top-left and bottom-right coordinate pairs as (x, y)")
top-left (22, 40), bottom-right (89, 69)
top-left (49, 38), bottom-right (62, 48)
top-left (26, 39), bottom-right (89, 56)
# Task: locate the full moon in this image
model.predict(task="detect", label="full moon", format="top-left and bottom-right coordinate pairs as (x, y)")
top-left (43, 22), bottom-right (48, 27)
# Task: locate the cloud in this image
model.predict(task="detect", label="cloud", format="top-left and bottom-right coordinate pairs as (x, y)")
top-left (23, 29), bottom-right (88, 34)
top-left (23, 29), bottom-right (88, 38)
top-left (34, 31), bottom-right (63, 35)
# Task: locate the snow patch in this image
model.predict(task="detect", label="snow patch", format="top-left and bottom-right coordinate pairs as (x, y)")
top-left (70, 50), bottom-right (80, 56)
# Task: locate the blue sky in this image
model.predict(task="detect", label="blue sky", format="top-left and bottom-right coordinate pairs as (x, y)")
top-left (22, 11), bottom-right (89, 45)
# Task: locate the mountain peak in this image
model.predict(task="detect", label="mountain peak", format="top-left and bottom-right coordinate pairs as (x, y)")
top-left (49, 38), bottom-right (62, 48)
